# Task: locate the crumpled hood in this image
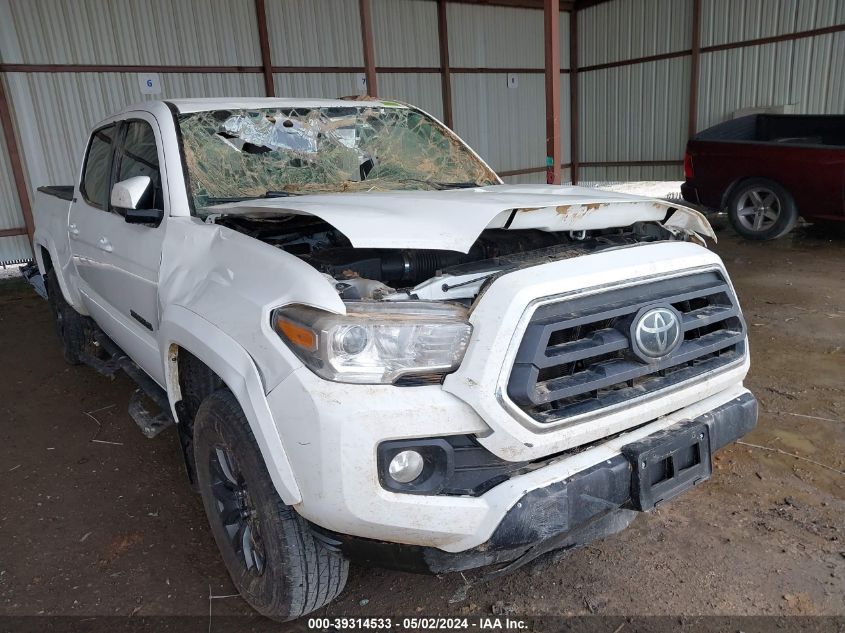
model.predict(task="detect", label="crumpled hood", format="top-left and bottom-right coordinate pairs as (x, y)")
top-left (210, 184), bottom-right (714, 253)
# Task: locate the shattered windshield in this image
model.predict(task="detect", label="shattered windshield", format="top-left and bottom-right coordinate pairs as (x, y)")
top-left (178, 105), bottom-right (499, 212)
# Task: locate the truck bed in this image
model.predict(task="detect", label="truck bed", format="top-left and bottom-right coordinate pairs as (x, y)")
top-left (37, 185), bottom-right (74, 201)
top-left (32, 187), bottom-right (75, 291)
top-left (695, 114), bottom-right (845, 148)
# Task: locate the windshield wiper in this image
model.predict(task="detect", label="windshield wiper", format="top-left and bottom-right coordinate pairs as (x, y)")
top-left (436, 181), bottom-right (480, 189)
top-left (205, 190), bottom-right (300, 205)
top-left (265, 190), bottom-right (300, 197)
top-left (396, 178), bottom-right (480, 191)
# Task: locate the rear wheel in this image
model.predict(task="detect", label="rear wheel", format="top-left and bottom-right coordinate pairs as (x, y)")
top-left (46, 273), bottom-right (86, 364)
top-left (193, 389), bottom-right (348, 621)
top-left (727, 178), bottom-right (798, 240)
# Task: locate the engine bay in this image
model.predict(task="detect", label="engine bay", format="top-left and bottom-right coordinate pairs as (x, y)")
top-left (214, 213), bottom-right (675, 302)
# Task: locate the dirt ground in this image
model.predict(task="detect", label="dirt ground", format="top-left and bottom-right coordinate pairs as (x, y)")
top-left (1, 225), bottom-right (843, 628)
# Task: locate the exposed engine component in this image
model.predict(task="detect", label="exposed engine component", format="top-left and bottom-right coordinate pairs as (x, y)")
top-left (214, 214), bottom-right (666, 298)
top-left (310, 247), bottom-right (465, 284)
top-left (308, 230), bottom-right (566, 285)
top-left (331, 276), bottom-right (393, 300)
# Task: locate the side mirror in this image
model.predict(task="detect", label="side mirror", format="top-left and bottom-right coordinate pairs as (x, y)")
top-left (111, 176), bottom-right (163, 225)
top-left (111, 176), bottom-right (151, 210)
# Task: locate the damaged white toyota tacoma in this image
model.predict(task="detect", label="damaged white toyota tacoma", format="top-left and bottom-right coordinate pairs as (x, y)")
top-left (32, 98), bottom-right (757, 620)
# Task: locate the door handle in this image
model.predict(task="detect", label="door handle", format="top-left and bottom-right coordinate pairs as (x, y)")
top-left (98, 237), bottom-right (113, 252)
top-left (68, 223), bottom-right (79, 236)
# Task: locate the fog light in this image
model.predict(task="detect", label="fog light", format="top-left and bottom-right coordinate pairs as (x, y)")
top-left (388, 450), bottom-right (424, 484)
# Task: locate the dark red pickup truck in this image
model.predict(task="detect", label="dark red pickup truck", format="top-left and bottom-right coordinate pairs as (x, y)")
top-left (681, 114), bottom-right (845, 240)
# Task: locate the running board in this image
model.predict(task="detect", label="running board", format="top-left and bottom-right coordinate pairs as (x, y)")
top-left (82, 329), bottom-right (175, 438)
top-left (129, 389), bottom-right (174, 438)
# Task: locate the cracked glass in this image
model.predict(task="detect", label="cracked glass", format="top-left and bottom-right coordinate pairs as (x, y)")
top-left (178, 105), bottom-right (499, 213)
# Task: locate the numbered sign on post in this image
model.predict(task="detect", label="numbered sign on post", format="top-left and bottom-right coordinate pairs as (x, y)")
top-left (356, 73), bottom-right (368, 95)
top-left (138, 73), bottom-right (162, 95)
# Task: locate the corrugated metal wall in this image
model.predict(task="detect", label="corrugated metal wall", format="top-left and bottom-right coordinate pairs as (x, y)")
top-left (266, 0), bottom-right (362, 66)
top-left (448, 3), bottom-right (550, 180)
top-left (579, 0), bottom-right (693, 67)
top-left (496, 9), bottom-right (572, 186)
top-left (578, 0), bottom-right (693, 182)
top-left (379, 74), bottom-right (444, 121)
top-left (453, 72), bottom-right (544, 174)
top-left (1, 0), bottom-right (261, 65)
top-left (579, 57), bottom-right (691, 172)
top-left (447, 3), bottom-right (544, 68)
top-left (697, 0), bottom-right (845, 130)
top-left (274, 73), bottom-right (360, 99)
top-left (373, 0), bottom-right (443, 120)
top-left (700, 0), bottom-right (845, 47)
top-left (373, 0), bottom-right (440, 67)
top-left (579, 164), bottom-right (684, 184)
top-left (0, 123), bottom-right (30, 262)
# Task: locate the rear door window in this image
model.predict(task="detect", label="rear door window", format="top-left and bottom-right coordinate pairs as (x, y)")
top-left (81, 124), bottom-right (117, 209)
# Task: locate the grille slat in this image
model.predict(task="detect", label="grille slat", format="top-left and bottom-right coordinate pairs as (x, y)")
top-left (536, 328), bottom-right (743, 404)
top-left (531, 350), bottom-right (742, 422)
top-left (681, 304), bottom-right (737, 330)
top-left (541, 328), bottom-right (628, 367)
top-left (507, 271), bottom-right (746, 423)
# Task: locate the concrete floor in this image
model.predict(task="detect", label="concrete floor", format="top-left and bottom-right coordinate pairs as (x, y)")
top-left (1, 225), bottom-right (843, 628)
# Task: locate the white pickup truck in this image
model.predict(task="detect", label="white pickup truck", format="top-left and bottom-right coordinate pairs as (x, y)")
top-left (32, 98), bottom-right (756, 620)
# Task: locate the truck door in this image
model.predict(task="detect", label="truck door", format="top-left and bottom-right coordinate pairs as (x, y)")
top-left (68, 115), bottom-right (167, 384)
top-left (69, 122), bottom-right (118, 303)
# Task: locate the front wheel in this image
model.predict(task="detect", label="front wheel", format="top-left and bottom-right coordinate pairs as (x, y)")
top-left (193, 389), bottom-right (348, 621)
top-left (727, 178), bottom-right (798, 240)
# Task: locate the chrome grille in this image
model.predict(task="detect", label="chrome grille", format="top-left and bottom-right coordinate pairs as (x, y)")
top-left (507, 271), bottom-right (746, 423)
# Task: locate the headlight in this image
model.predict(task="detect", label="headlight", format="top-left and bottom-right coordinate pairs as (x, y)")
top-left (272, 301), bottom-right (473, 384)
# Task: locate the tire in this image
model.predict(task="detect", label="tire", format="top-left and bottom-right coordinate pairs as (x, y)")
top-left (727, 178), bottom-right (798, 240)
top-left (193, 389), bottom-right (348, 621)
top-left (46, 273), bottom-right (86, 365)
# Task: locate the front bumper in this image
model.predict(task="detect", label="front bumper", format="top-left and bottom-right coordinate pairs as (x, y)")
top-left (267, 363), bottom-right (756, 553)
top-left (315, 392), bottom-right (758, 574)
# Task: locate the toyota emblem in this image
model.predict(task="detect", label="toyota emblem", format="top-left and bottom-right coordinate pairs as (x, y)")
top-left (633, 306), bottom-right (683, 359)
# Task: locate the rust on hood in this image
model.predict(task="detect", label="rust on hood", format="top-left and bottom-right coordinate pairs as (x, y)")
top-left (554, 202), bottom-right (608, 217)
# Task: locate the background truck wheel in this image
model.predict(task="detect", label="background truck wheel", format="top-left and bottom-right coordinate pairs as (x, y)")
top-left (193, 389), bottom-right (349, 621)
top-left (727, 178), bottom-right (798, 240)
top-left (46, 273), bottom-right (86, 365)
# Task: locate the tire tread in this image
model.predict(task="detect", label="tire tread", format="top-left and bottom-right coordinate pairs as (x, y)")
top-left (193, 389), bottom-right (348, 621)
